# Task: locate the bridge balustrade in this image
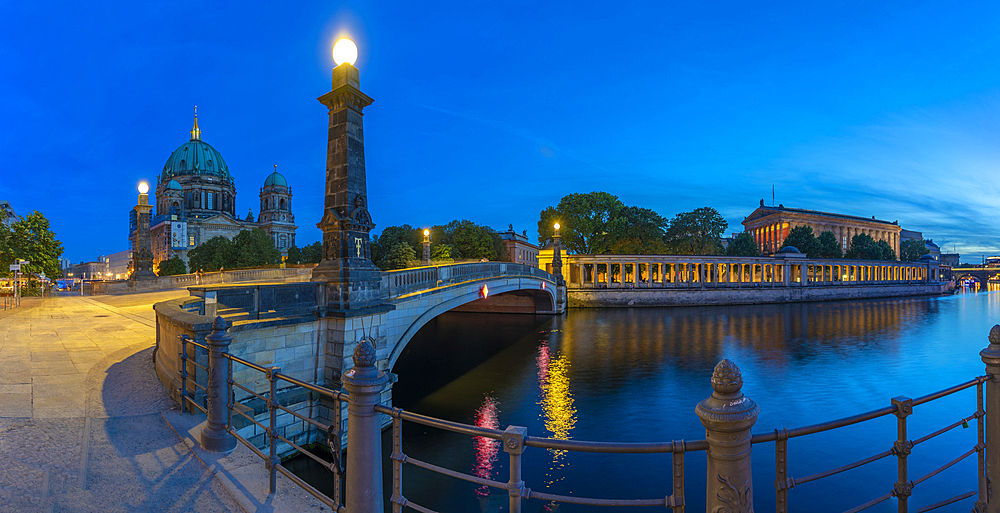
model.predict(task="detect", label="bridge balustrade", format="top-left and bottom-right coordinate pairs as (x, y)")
top-left (382, 262), bottom-right (556, 299)
top-left (176, 318), bottom-right (998, 513)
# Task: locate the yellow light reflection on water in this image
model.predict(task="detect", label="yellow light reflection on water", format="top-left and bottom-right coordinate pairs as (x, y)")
top-left (537, 343), bottom-right (576, 487)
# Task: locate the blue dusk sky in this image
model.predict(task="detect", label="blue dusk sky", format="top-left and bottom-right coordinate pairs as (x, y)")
top-left (4, 1), bottom-right (1000, 263)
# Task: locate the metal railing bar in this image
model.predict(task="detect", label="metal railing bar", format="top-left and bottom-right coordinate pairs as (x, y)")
top-left (387, 408), bottom-right (505, 439)
top-left (226, 353), bottom-right (269, 373)
top-left (791, 447), bottom-right (895, 486)
top-left (911, 376), bottom-right (988, 406)
top-left (914, 490), bottom-right (977, 513)
top-left (272, 401), bottom-right (334, 432)
top-left (842, 489), bottom-right (894, 513)
top-left (524, 436), bottom-right (708, 453)
top-left (232, 407), bottom-right (269, 433)
top-left (186, 361), bottom-right (208, 372)
top-left (230, 429), bottom-right (269, 463)
top-left (911, 445), bottom-right (980, 487)
top-left (231, 381), bottom-right (268, 403)
top-left (272, 464), bottom-right (340, 510)
top-left (398, 498), bottom-right (438, 513)
top-left (185, 380), bottom-right (207, 392)
top-left (752, 405), bottom-right (897, 443)
top-left (273, 432), bottom-right (337, 473)
top-left (911, 412), bottom-right (980, 447)
top-left (528, 489), bottom-right (671, 507)
top-left (273, 372), bottom-right (346, 401)
top-left (183, 396), bottom-right (207, 414)
top-left (401, 454), bottom-right (508, 489)
top-left (184, 339), bottom-right (209, 351)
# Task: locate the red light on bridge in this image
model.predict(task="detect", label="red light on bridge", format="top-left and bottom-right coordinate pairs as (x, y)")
top-left (541, 282), bottom-right (546, 290)
top-left (481, 284), bottom-right (489, 299)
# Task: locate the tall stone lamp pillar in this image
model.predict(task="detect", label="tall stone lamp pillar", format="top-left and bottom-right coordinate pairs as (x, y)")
top-left (696, 359), bottom-right (759, 512)
top-left (131, 182), bottom-right (157, 280)
top-left (312, 39), bottom-right (386, 313)
top-left (422, 229), bottom-right (431, 266)
top-left (552, 223), bottom-right (565, 286)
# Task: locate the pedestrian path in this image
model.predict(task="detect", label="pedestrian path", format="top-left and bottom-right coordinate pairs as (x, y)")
top-left (0, 292), bottom-right (329, 512)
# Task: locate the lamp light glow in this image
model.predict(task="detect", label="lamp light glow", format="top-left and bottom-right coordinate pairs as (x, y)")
top-left (553, 222), bottom-right (560, 230)
top-left (138, 182), bottom-right (149, 194)
top-left (481, 284), bottom-right (489, 299)
top-left (423, 229), bottom-right (430, 236)
top-left (333, 38), bottom-right (358, 66)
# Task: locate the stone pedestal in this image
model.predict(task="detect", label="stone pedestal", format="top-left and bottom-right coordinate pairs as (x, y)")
top-left (131, 192), bottom-right (157, 280)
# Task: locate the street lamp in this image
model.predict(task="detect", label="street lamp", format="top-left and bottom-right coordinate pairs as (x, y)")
top-left (552, 221), bottom-right (564, 286)
top-left (422, 229), bottom-right (431, 265)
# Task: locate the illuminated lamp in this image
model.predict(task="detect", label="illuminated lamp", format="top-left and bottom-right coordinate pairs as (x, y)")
top-left (541, 282), bottom-right (546, 290)
top-left (333, 38), bottom-right (358, 66)
top-left (138, 182), bottom-right (149, 194)
top-left (480, 284), bottom-right (489, 299)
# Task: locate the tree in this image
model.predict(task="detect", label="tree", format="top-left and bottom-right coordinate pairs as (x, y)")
top-left (372, 225), bottom-right (421, 269)
top-left (2, 211), bottom-right (64, 283)
top-left (538, 192), bottom-right (625, 254)
top-left (900, 239), bottom-right (929, 262)
top-left (431, 244), bottom-right (454, 262)
top-left (781, 225), bottom-right (820, 256)
top-left (231, 229), bottom-right (281, 268)
top-left (157, 257), bottom-right (187, 276)
top-left (187, 236), bottom-right (233, 272)
top-left (606, 206), bottom-right (670, 254)
top-left (726, 232), bottom-right (760, 257)
top-left (815, 231), bottom-right (843, 259)
top-left (442, 220), bottom-right (498, 261)
top-left (664, 207), bottom-right (727, 255)
top-left (285, 245), bottom-right (303, 264)
top-left (845, 233), bottom-right (896, 261)
top-left (383, 242), bottom-right (416, 270)
top-left (301, 241), bottom-right (322, 264)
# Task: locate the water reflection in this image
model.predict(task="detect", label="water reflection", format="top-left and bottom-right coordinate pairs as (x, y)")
top-left (536, 330), bottom-right (577, 486)
top-left (472, 395), bottom-right (500, 497)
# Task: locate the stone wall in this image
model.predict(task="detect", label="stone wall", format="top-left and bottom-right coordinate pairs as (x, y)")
top-left (567, 282), bottom-right (953, 308)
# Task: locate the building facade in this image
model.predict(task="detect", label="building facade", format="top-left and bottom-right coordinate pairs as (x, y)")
top-left (137, 115), bottom-right (298, 269)
top-left (499, 225), bottom-right (539, 266)
top-left (0, 201), bottom-right (15, 227)
top-left (742, 202), bottom-right (903, 257)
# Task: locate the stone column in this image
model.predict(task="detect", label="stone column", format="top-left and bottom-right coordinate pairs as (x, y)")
top-left (552, 226), bottom-right (564, 287)
top-left (343, 339), bottom-right (390, 512)
top-left (130, 188), bottom-right (157, 280)
top-left (981, 326), bottom-right (1000, 513)
top-left (697, 360), bottom-right (759, 512)
top-left (201, 316), bottom-right (237, 453)
top-left (422, 230), bottom-right (430, 266)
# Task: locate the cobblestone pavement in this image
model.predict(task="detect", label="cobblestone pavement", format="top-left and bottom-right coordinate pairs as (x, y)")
top-left (0, 292), bottom-right (244, 512)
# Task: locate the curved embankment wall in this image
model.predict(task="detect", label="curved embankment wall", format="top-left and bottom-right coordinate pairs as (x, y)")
top-left (153, 297), bottom-right (323, 457)
top-left (567, 282), bottom-right (953, 308)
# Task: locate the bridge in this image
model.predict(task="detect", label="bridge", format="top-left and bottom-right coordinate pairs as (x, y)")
top-left (950, 265), bottom-right (1000, 286)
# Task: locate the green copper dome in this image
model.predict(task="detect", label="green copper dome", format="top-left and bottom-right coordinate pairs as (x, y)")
top-left (161, 116), bottom-right (233, 183)
top-left (166, 179), bottom-right (182, 190)
top-left (263, 170), bottom-right (287, 187)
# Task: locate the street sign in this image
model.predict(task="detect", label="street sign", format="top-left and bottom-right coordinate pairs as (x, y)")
top-left (18, 260), bottom-right (29, 265)
top-left (9, 264), bottom-right (19, 271)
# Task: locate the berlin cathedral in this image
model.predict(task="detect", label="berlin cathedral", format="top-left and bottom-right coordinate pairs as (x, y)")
top-left (142, 114), bottom-right (298, 268)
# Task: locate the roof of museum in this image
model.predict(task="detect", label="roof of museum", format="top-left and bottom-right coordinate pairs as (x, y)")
top-left (745, 205), bottom-right (899, 226)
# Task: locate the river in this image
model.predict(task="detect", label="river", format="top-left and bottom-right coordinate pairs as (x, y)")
top-left (292, 290), bottom-right (998, 512)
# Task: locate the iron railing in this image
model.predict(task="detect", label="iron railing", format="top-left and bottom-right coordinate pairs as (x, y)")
top-left (175, 318), bottom-right (1000, 513)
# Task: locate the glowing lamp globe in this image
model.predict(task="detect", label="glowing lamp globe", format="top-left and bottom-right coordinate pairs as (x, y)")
top-left (138, 182), bottom-right (149, 194)
top-left (333, 38), bottom-right (358, 66)
top-left (423, 229), bottom-right (430, 236)
top-left (553, 222), bottom-right (560, 231)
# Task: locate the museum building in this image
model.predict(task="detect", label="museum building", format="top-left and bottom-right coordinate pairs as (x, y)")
top-left (134, 115), bottom-right (297, 269)
top-left (742, 201), bottom-right (903, 257)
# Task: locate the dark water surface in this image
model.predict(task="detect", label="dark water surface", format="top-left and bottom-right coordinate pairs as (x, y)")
top-left (302, 291), bottom-right (1000, 512)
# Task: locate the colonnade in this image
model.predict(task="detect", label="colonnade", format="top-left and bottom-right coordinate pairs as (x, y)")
top-left (750, 221), bottom-right (900, 256)
top-left (563, 255), bottom-right (937, 289)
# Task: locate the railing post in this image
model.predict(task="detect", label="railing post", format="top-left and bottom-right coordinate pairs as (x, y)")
top-left (503, 426), bottom-right (527, 513)
top-left (343, 339), bottom-right (390, 513)
top-left (201, 316), bottom-right (237, 453)
top-left (891, 395), bottom-right (913, 511)
top-left (696, 359), bottom-right (759, 513)
top-left (267, 365), bottom-right (281, 494)
top-left (980, 325), bottom-right (1000, 513)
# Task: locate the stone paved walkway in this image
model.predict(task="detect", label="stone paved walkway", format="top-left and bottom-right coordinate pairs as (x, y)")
top-left (0, 292), bottom-right (243, 512)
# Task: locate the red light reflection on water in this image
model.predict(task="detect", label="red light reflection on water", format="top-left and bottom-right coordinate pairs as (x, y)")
top-left (472, 395), bottom-right (500, 497)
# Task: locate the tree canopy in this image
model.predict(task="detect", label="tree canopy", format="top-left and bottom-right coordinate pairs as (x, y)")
top-left (538, 192), bottom-right (624, 254)
top-left (0, 211), bottom-right (64, 281)
top-left (300, 241), bottom-right (322, 264)
top-left (370, 220), bottom-right (507, 271)
top-left (900, 239), bottom-right (930, 261)
top-left (664, 207), bottom-right (727, 255)
top-left (725, 232), bottom-right (760, 257)
top-left (845, 233), bottom-right (896, 261)
top-left (815, 231), bottom-right (843, 259)
top-left (156, 257), bottom-right (186, 276)
top-left (781, 225), bottom-right (820, 256)
top-left (187, 229), bottom-right (280, 272)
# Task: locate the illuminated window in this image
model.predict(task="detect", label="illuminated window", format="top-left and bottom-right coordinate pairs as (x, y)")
top-left (189, 235), bottom-right (195, 246)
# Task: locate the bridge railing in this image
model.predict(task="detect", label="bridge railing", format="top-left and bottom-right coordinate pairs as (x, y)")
top-left (382, 262), bottom-right (556, 298)
top-left (176, 318), bottom-right (1000, 512)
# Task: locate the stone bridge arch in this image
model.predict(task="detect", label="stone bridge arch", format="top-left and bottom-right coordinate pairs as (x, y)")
top-left (385, 276), bottom-right (556, 370)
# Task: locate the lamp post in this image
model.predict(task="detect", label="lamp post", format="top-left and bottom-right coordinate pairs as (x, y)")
top-left (130, 182), bottom-right (157, 280)
top-left (422, 229), bottom-right (431, 265)
top-left (552, 222), bottom-right (564, 286)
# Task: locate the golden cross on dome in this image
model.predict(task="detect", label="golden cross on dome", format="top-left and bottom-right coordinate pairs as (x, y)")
top-left (190, 105), bottom-right (201, 140)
